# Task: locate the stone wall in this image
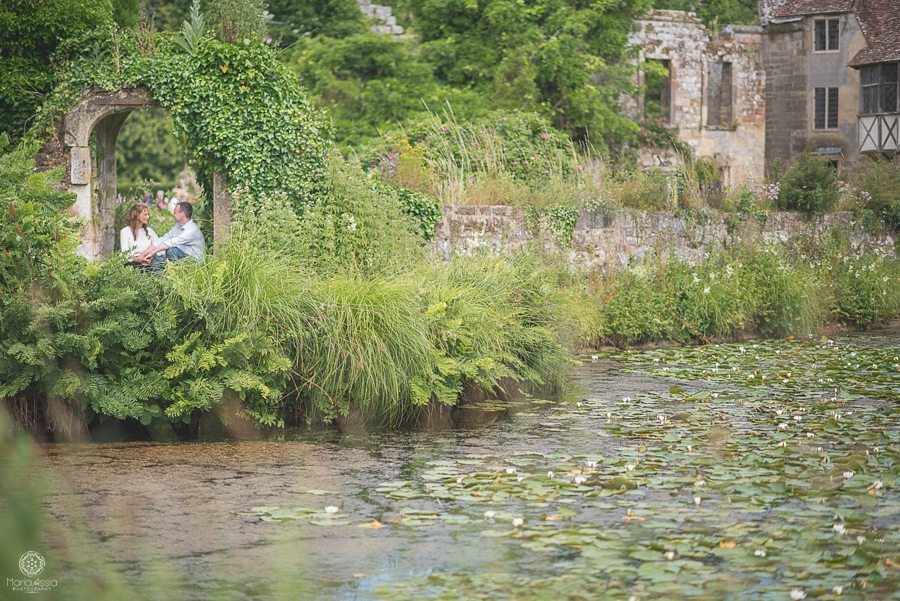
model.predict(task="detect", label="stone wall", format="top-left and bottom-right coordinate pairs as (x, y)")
top-left (357, 0), bottom-right (404, 37)
top-left (433, 205), bottom-right (896, 273)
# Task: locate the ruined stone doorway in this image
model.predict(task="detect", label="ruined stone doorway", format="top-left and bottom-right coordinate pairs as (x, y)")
top-left (62, 88), bottom-right (230, 259)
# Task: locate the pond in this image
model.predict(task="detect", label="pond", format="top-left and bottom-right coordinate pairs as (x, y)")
top-left (9, 336), bottom-right (900, 600)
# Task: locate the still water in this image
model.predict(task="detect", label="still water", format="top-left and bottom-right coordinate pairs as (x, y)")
top-left (21, 337), bottom-right (900, 599)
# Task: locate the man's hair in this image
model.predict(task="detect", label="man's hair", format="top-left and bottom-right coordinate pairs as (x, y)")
top-left (176, 201), bottom-right (193, 219)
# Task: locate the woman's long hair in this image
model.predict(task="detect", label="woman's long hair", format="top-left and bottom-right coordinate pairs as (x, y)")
top-left (127, 204), bottom-right (148, 237)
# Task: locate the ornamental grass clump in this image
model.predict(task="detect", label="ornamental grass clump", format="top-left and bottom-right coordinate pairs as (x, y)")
top-left (413, 254), bottom-right (595, 399)
top-left (291, 275), bottom-right (433, 426)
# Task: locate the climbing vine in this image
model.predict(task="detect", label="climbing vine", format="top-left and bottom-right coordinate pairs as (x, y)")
top-left (524, 204), bottom-right (580, 249)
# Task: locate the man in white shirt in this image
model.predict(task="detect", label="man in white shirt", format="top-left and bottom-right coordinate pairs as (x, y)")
top-left (134, 202), bottom-right (206, 268)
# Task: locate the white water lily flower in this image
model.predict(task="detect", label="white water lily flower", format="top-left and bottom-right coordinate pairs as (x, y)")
top-left (686, 445), bottom-right (693, 452)
top-left (693, 496), bottom-right (702, 506)
top-left (711, 392), bottom-right (719, 399)
top-left (517, 476), bottom-right (525, 483)
top-left (591, 354), bottom-right (599, 362)
top-left (856, 535), bottom-right (865, 544)
top-left (793, 415), bottom-right (802, 422)
top-left (778, 441), bottom-right (787, 447)
top-left (873, 480), bottom-right (883, 489)
top-left (626, 464), bottom-right (635, 472)
top-left (776, 409), bottom-right (784, 415)
top-left (586, 461), bottom-right (598, 468)
top-left (843, 471), bottom-right (854, 480)
top-left (806, 432), bottom-right (814, 438)
top-left (778, 423), bottom-right (789, 430)
top-left (512, 517), bottom-right (524, 527)
top-left (664, 551), bottom-right (675, 560)
top-left (832, 585), bottom-right (843, 595)
top-left (547, 471), bottom-right (555, 478)
top-left (483, 510), bottom-right (496, 519)
top-left (607, 412), bottom-right (612, 422)
top-left (833, 523), bottom-right (846, 535)
top-left (324, 506), bottom-right (339, 514)
top-left (505, 467), bottom-right (517, 475)
top-left (754, 549), bottom-right (767, 557)
top-left (456, 476), bottom-right (464, 484)
top-left (657, 414), bottom-right (666, 422)
top-left (790, 589), bottom-right (807, 600)
top-left (573, 476), bottom-right (587, 485)
top-left (622, 396), bottom-right (631, 403)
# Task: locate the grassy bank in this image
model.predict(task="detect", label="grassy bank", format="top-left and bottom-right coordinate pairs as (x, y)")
top-left (1, 139), bottom-right (897, 436)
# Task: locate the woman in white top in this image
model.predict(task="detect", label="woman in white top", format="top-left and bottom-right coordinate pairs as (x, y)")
top-left (120, 203), bottom-right (159, 260)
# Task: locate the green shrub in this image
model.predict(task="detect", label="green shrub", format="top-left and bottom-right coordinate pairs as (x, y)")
top-left (289, 154), bottom-right (426, 275)
top-left (414, 254), bottom-right (592, 396)
top-left (850, 156), bottom-right (900, 231)
top-left (739, 248), bottom-right (825, 337)
top-left (777, 154), bottom-right (840, 214)
top-left (0, 137), bottom-right (78, 284)
top-left (670, 255), bottom-right (755, 341)
top-left (829, 254), bottom-right (900, 327)
top-left (598, 261), bottom-right (681, 345)
top-left (376, 181), bottom-right (443, 241)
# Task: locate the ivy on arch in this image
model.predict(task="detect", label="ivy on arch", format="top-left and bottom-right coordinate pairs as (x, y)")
top-left (39, 26), bottom-right (331, 216)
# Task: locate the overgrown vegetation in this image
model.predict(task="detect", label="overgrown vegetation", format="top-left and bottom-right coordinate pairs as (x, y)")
top-left (596, 236), bottom-right (899, 346)
top-left (0, 142), bottom-right (594, 433)
top-left (2, 0), bottom-right (897, 438)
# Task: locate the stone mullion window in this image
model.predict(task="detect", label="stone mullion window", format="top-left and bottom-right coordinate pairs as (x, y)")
top-left (814, 87), bottom-right (839, 129)
top-left (814, 18), bottom-right (840, 52)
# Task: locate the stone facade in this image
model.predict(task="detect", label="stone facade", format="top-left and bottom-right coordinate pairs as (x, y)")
top-left (760, 0), bottom-right (900, 166)
top-left (433, 205), bottom-right (895, 273)
top-left (628, 11), bottom-right (766, 185)
top-left (760, 13), bottom-right (868, 167)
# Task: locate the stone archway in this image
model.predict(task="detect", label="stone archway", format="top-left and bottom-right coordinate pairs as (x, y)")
top-left (61, 87), bottom-right (231, 259)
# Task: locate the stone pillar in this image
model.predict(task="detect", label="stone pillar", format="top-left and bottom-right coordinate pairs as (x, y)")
top-left (212, 171), bottom-right (231, 251)
top-left (94, 113), bottom-right (129, 258)
top-left (70, 146), bottom-right (94, 259)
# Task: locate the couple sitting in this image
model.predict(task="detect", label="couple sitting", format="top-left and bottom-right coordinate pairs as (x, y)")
top-left (120, 201), bottom-right (206, 269)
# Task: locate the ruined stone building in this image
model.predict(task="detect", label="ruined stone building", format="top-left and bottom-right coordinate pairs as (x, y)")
top-left (628, 11), bottom-right (767, 185)
top-left (759, 0), bottom-right (900, 169)
top-left (629, 1), bottom-right (899, 184)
